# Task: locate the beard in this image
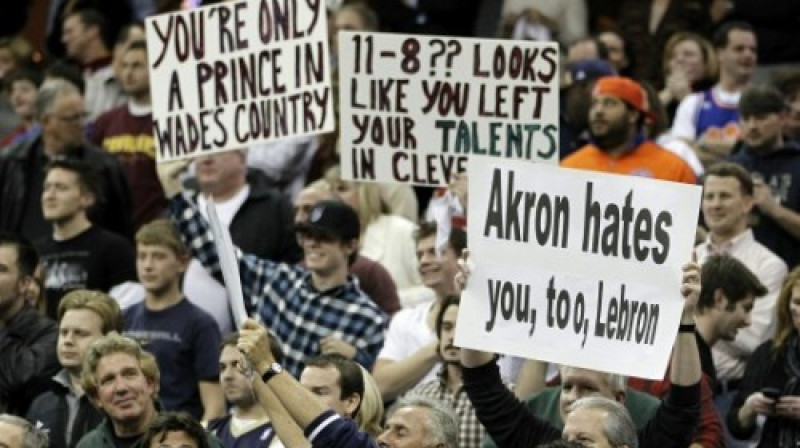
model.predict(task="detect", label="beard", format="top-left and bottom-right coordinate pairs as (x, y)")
top-left (591, 117), bottom-right (631, 152)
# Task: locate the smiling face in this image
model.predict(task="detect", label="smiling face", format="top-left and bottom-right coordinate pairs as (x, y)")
top-left (702, 175), bottom-right (753, 241)
top-left (416, 236), bottom-right (459, 293)
top-left (94, 352), bottom-right (157, 427)
top-left (301, 234), bottom-right (353, 277)
top-left (58, 308), bottom-right (104, 372)
top-left (717, 29), bottom-right (757, 82)
top-left (715, 293), bottom-right (755, 341)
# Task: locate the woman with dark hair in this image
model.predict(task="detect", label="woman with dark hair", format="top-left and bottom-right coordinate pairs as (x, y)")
top-left (728, 268), bottom-right (800, 447)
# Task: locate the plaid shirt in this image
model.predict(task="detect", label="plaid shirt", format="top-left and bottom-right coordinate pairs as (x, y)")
top-left (169, 193), bottom-right (387, 377)
top-left (412, 368), bottom-right (486, 448)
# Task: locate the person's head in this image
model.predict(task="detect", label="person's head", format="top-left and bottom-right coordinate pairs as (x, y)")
top-left (739, 84), bottom-right (788, 153)
top-left (112, 22), bottom-right (145, 81)
top-left (300, 353), bottom-right (364, 419)
top-left (218, 331), bottom-right (284, 409)
top-left (194, 149), bottom-right (248, 198)
top-left (772, 267), bottom-right (800, 353)
top-left (567, 37), bottom-right (608, 63)
top-left (0, 233), bottom-right (38, 321)
top-left (141, 412), bottom-right (209, 448)
top-left (56, 289), bottom-right (122, 373)
top-left (119, 40), bottom-right (149, 100)
top-left (294, 183), bottom-right (336, 225)
top-left (135, 219), bottom-right (189, 297)
top-left (42, 158), bottom-right (99, 225)
top-left (0, 414), bottom-right (49, 448)
top-left (558, 366), bottom-right (626, 423)
top-left (435, 295), bottom-right (461, 364)
top-left (354, 364), bottom-right (384, 438)
top-left (44, 60), bottom-right (85, 95)
top-left (712, 21), bottom-right (757, 83)
top-left (0, 36), bottom-right (32, 79)
top-left (36, 79), bottom-right (86, 154)
top-left (378, 396), bottom-right (459, 448)
top-left (62, 9), bottom-right (110, 61)
top-left (701, 162), bottom-right (755, 240)
top-left (596, 31), bottom-right (629, 75)
top-left (774, 70), bottom-right (800, 141)
top-left (6, 67), bottom-right (43, 121)
top-left (697, 254), bottom-right (766, 341)
top-left (81, 333), bottom-right (160, 430)
top-left (589, 77), bottom-right (650, 150)
top-left (415, 222), bottom-right (465, 294)
top-left (294, 200), bottom-right (361, 269)
top-left (334, 3), bottom-right (378, 32)
top-left (663, 32), bottom-right (717, 85)
top-left (325, 165), bottom-right (389, 232)
top-left (562, 397), bottom-right (637, 448)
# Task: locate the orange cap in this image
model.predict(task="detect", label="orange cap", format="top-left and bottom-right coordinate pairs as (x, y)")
top-left (592, 76), bottom-right (650, 117)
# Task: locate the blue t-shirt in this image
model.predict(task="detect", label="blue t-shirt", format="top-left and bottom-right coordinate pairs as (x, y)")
top-left (123, 298), bottom-right (222, 418)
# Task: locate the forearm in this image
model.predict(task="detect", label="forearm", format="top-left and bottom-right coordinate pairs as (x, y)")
top-left (373, 346), bottom-right (438, 401)
top-left (513, 359), bottom-right (548, 399)
top-left (764, 204), bottom-right (800, 240)
top-left (198, 382), bottom-right (226, 423)
top-left (252, 377), bottom-right (311, 447)
top-left (461, 347), bottom-right (495, 369)
top-left (671, 315), bottom-right (701, 386)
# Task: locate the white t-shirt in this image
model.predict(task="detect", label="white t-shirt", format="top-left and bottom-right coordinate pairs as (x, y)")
top-left (183, 186), bottom-right (250, 335)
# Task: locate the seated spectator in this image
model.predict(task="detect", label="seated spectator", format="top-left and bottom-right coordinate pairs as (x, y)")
top-left (300, 354), bottom-right (364, 421)
top-left (36, 159), bottom-right (137, 318)
top-left (727, 268), bottom-right (800, 447)
top-left (124, 219), bottom-right (224, 422)
top-left (0, 233), bottom-right (59, 415)
top-left (0, 414), bottom-right (49, 448)
top-left (141, 412), bottom-right (211, 448)
top-left (27, 289), bottom-right (122, 448)
top-left (1, 67), bottom-right (43, 147)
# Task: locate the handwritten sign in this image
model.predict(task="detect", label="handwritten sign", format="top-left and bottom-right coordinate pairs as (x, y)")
top-left (338, 32), bottom-right (559, 186)
top-left (146, 0), bottom-right (334, 162)
top-left (455, 158), bottom-right (701, 379)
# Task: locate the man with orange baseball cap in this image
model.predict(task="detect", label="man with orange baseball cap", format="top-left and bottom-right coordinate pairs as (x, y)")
top-left (561, 76), bottom-right (696, 184)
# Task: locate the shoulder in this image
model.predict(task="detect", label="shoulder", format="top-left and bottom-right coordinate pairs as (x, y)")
top-left (561, 145), bottom-right (602, 167)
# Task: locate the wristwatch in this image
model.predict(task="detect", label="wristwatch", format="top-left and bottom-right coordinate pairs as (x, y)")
top-left (261, 362), bottom-right (283, 383)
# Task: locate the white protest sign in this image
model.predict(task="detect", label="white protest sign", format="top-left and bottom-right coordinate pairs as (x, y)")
top-left (338, 32), bottom-right (559, 187)
top-left (455, 158), bottom-right (701, 379)
top-left (146, 0), bottom-right (334, 162)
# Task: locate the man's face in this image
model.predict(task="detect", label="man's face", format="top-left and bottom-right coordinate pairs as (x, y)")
top-left (597, 32), bottom-right (627, 73)
top-left (42, 168), bottom-right (92, 224)
top-left (416, 236), bottom-right (459, 291)
top-left (438, 304), bottom-right (460, 363)
top-left (701, 175), bottom-right (753, 239)
top-left (0, 246), bottom-right (24, 318)
top-left (377, 406), bottom-right (432, 448)
top-left (10, 79), bottom-right (37, 120)
top-left (137, 244), bottom-right (186, 296)
top-left (559, 368), bottom-right (619, 421)
top-left (562, 407), bottom-right (615, 448)
top-left (717, 30), bottom-right (757, 81)
top-left (740, 112), bottom-right (784, 153)
top-left (0, 421), bottom-right (25, 448)
top-left (120, 48), bottom-right (150, 98)
top-left (300, 365), bottom-right (357, 418)
top-left (58, 308), bottom-right (104, 372)
top-left (219, 345), bottom-right (255, 407)
top-left (147, 430), bottom-right (198, 448)
top-left (194, 151), bottom-right (246, 195)
top-left (62, 15), bottom-right (91, 60)
top-left (302, 235), bottom-right (351, 276)
top-left (716, 294), bottom-right (754, 341)
top-left (94, 352), bottom-right (156, 425)
top-left (42, 91), bottom-right (86, 154)
top-left (589, 94), bottom-right (633, 149)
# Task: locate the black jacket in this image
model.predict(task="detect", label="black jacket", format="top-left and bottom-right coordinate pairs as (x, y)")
top-left (0, 135), bottom-right (133, 240)
top-left (27, 372), bottom-right (104, 448)
top-left (0, 305), bottom-right (59, 416)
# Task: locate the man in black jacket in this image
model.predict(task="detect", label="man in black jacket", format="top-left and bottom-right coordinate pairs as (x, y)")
top-left (0, 233), bottom-right (59, 416)
top-left (0, 78), bottom-right (132, 242)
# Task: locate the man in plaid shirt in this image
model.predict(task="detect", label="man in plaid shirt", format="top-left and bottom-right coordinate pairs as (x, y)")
top-left (167, 186), bottom-right (387, 377)
top-left (412, 295), bottom-right (486, 448)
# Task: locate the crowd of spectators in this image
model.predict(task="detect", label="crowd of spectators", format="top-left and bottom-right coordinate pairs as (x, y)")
top-left (0, 0), bottom-right (799, 447)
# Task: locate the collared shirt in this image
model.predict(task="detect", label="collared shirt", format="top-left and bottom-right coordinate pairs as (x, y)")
top-left (169, 193), bottom-right (387, 376)
top-left (412, 368), bottom-right (488, 448)
top-left (695, 229), bottom-right (788, 380)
